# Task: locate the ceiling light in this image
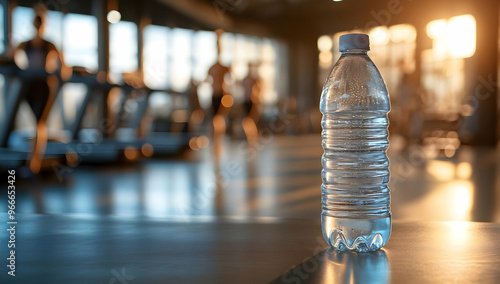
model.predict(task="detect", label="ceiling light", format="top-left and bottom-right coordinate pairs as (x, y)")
top-left (107, 10), bottom-right (121, 24)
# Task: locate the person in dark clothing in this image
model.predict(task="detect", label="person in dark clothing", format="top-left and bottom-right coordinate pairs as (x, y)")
top-left (207, 29), bottom-right (231, 116)
top-left (240, 62), bottom-right (261, 143)
top-left (13, 5), bottom-right (68, 174)
top-left (206, 29), bottom-right (232, 156)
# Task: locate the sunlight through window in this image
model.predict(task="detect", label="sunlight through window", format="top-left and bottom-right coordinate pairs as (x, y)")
top-left (63, 14), bottom-right (98, 72)
top-left (143, 25), bottom-right (169, 90)
top-left (109, 21), bottom-right (138, 82)
top-left (169, 28), bottom-right (192, 92)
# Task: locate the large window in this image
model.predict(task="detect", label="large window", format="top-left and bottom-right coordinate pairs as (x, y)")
top-left (12, 7), bottom-right (98, 71)
top-left (259, 39), bottom-right (279, 104)
top-left (63, 14), bottom-right (98, 72)
top-left (12, 6), bottom-right (63, 49)
top-left (0, 5), bottom-right (4, 54)
top-left (323, 24), bottom-right (417, 98)
top-left (192, 31), bottom-right (217, 82)
top-left (142, 27), bottom-right (284, 105)
top-left (422, 15), bottom-right (476, 116)
top-left (0, 4), bottom-right (4, 121)
top-left (232, 34), bottom-right (261, 80)
top-left (143, 25), bottom-right (169, 90)
top-left (219, 32), bottom-right (234, 67)
top-left (8, 6), bottom-right (285, 111)
top-left (109, 21), bottom-right (138, 83)
top-left (169, 28), bottom-right (192, 91)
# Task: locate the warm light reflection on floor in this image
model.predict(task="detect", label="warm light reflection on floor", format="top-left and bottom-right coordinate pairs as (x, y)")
top-left (445, 221), bottom-right (473, 251)
top-left (2, 135), bottom-right (498, 223)
top-left (456, 162), bottom-right (472, 179)
top-left (398, 180), bottom-right (474, 221)
top-left (426, 160), bottom-right (456, 181)
top-left (449, 181), bottom-right (474, 220)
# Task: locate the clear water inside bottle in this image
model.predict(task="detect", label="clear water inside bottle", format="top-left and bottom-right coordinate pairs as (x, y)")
top-left (320, 42), bottom-right (392, 252)
top-left (322, 216), bottom-right (391, 252)
top-left (321, 110), bottom-right (391, 252)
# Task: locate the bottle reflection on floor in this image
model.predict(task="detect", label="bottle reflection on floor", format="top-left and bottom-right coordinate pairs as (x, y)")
top-left (275, 248), bottom-right (389, 284)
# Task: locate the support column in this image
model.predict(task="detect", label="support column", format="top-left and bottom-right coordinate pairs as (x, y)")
top-left (287, 35), bottom-right (319, 134)
top-left (93, 0), bottom-right (109, 75)
top-left (472, 3), bottom-right (498, 145)
top-left (1, 0), bottom-right (8, 55)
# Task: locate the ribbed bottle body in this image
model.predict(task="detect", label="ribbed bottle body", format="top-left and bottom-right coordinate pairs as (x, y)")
top-left (320, 50), bottom-right (391, 252)
top-left (321, 111), bottom-right (390, 252)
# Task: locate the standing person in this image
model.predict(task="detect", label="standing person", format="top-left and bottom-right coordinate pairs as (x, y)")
top-left (206, 29), bottom-right (232, 155)
top-left (187, 78), bottom-right (205, 133)
top-left (241, 62), bottom-right (261, 143)
top-left (207, 29), bottom-right (231, 116)
top-left (13, 5), bottom-right (68, 174)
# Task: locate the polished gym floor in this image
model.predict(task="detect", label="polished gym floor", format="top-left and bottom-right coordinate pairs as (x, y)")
top-left (3, 135), bottom-right (500, 223)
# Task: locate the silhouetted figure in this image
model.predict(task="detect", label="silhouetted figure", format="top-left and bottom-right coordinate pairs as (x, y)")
top-left (187, 78), bottom-right (205, 133)
top-left (393, 59), bottom-right (420, 145)
top-left (207, 29), bottom-right (231, 116)
top-left (13, 5), bottom-right (67, 174)
top-left (206, 29), bottom-right (232, 156)
top-left (241, 62), bottom-right (261, 143)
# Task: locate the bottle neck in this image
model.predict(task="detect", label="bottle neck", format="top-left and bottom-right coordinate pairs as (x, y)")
top-left (340, 50), bottom-right (368, 55)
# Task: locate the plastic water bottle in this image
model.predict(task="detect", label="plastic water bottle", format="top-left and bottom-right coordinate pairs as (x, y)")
top-left (320, 33), bottom-right (391, 252)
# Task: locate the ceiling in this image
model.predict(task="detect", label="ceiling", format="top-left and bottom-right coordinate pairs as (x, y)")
top-left (156, 0), bottom-right (359, 38)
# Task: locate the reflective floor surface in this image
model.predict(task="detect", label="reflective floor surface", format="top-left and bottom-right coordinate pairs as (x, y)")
top-left (1, 215), bottom-right (499, 284)
top-left (1, 135), bottom-right (500, 222)
top-left (1, 135), bottom-right (500, 283)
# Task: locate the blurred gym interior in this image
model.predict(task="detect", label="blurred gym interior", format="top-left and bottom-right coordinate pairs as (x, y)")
top-left (0, 0), bottom-right (499, 283)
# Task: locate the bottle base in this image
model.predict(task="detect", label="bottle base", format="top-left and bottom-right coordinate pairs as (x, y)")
top-left (322, 215), bottom-right (391, 252)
